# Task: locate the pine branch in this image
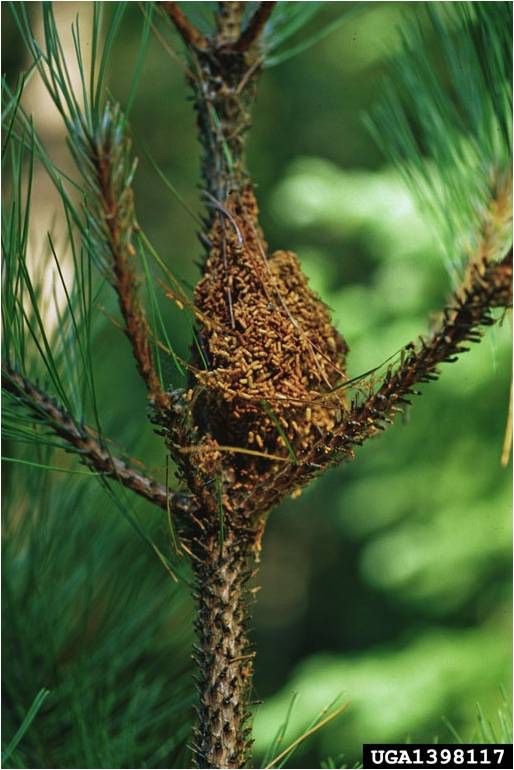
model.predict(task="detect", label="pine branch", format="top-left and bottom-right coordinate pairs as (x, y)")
top-left (325, 253), bottom-right (512, 460)
top-left (2, 367), bottom-right (194, 517)
top-left (160, 1), bottom-right (209, 50)
top-left (229, 2), bottom-right (277, 52)
top-left (89, 104), bottom-right (171, 411)
top-left (160, 1), bottom-right (276, 53)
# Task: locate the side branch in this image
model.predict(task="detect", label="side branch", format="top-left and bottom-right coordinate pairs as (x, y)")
top-left (160, 1), bottom-right (276, 53)
top-left (93, 105), bottom-right (170, 411)
top-left (2, 367), bottom-right (194, 517)
top-left (325, 254), bottom-right (513, 461)
top-left (160, 1), bottom-right (209, 50)
top-left (229, 2), bottom-right (277, 52)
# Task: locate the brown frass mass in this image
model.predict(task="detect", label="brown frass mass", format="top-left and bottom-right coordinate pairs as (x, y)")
top-left (191, 186), bottom-right (349, 484)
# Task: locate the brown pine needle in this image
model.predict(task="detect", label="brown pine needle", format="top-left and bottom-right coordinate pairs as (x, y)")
top-left (501, 377), bottom-right (513, 467)
top-left (180, 444), bottom-right (290, 463)
top-left (159, 278), bottom-right (221, 329)
top-left (265, 701), bottom-right (350, 769)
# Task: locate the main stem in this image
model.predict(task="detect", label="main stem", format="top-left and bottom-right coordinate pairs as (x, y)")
top-left (183, 8), bottom-right (265, 767)
top-left (190, 16), bottom-right (259, 207)
top-left (192, 530), bottom-right (256, 768)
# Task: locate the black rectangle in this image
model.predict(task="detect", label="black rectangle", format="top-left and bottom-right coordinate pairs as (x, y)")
top-left (362, 744), bottom-right (513, 769)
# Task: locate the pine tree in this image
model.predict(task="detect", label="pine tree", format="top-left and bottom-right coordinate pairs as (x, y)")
top-left (2, 2), bottom-right (512, 768)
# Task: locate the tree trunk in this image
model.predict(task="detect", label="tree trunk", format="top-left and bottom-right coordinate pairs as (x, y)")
top-left (192, 529), bottom-right (257, 768)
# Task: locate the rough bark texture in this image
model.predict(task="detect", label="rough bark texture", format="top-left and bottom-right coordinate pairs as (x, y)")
top-left (192, 530), bottom-right (255, 768)
top-left (190, 48), bottom-right (258, 209)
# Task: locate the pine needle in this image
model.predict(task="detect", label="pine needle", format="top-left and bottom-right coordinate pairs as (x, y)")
top-left (265, 700), bottom-right (350, 769)
top-left (166, 455), bottom-right (183, 557)
top-left (126, 3), bottom-right (154, 115)
top-left (261, 401), bottom-right (298, 464)
top-left (500, 377), bottom-right (512, 467)
top-left (261, 692), bottom-right (299, 768)
top-left (100, 479), bottom-right (179, 583)
top-left (142, 145), bottom-right (203, 226)
top-left (265, 4), bottom-right (367, 68)
top-left (180, 443), bottom-right (290, 463)
top-left (1, 689), bottom-right (51, 765)
top-left (1, 456), bottom-right (101, 476)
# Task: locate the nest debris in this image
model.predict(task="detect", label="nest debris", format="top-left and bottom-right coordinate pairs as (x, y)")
top-left (190, 186), bottom-right (349, 491)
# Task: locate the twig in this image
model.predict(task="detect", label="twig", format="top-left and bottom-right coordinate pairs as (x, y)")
top-left (160, 1), bottom-right (209, 50)
top-left (202, 191), bottom-right (245, 245)
top-left (94, 130), bottom-right (170, 411)
top-left (327, 254), bottom-right (513, 461)
top-left (215, 2), bottom-right (244, 47)
top-left (2, 367), bottom-right (195, 517)
top-left (230, 2), bottom-right (277, 53)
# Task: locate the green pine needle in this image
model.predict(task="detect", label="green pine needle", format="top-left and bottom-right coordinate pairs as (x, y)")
top-left (261, 400), bottom-right (298, 464)
top-left (1, 456), bottom-right (100, 476)
top-left (367, 2), bottom-right (512, 276)
top-left (2, 689), bottom-right (51, 765)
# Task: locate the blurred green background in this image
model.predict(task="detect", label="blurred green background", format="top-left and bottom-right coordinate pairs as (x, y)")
top-left (2, 2), bottom-right (512, 768)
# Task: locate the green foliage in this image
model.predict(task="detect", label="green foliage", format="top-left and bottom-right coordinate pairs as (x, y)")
top-left (2, 448), bottom-right (194, 768)
top-left (367, 1), bottom-right (512, 276)
top-left (2, 3), bottom-right (202, 765)
top-left (475, 697), bottom-right (512, 744)
top-left (2, 9), bottom-right (196, 763)
top-left (3, 2), bottom-right (120, 429)
top-left (2, 689), bottom-right (50, 766)
top-left (2, 121), bottom-right (102, 434)
top-left (262, 2), bottom-right (368, 68)
top-left (6, 1), bottom-right (187, 399)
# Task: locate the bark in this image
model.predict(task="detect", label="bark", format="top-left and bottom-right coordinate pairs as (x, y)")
top-left (191, 529), bottom-right (256, 768)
